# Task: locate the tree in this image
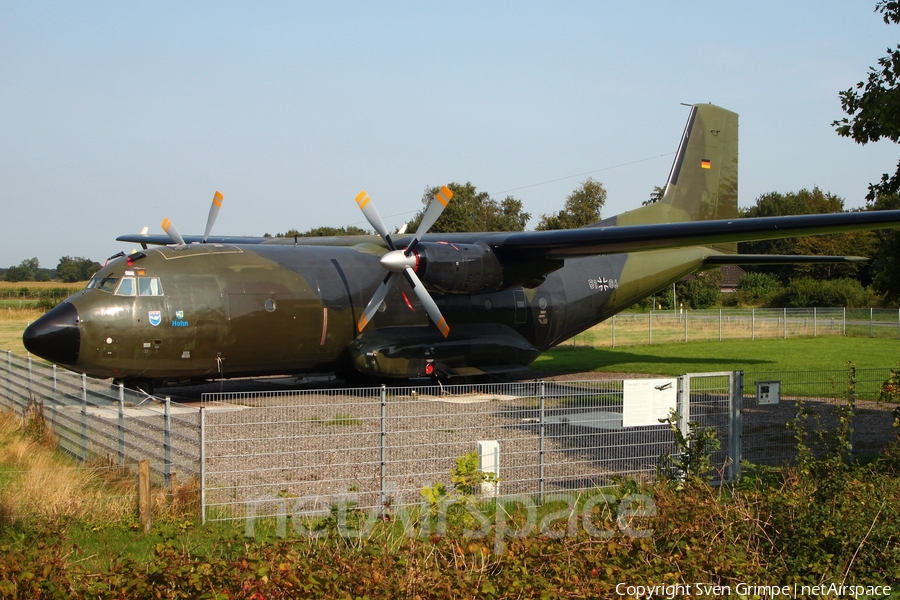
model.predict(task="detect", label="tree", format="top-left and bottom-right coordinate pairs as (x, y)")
top-left (833, 1), bottom-right (900, 202)
top-left (642, 185), bottom-right (665, 206)
top-left (275, 225), bottom-right (370, 238)
top-left (408, 182), bottom-right (530, 233)
top-left (738, 188), bottom-right (867, 282)
top-left (56, 256), bottom-right (102, 283)
top-left (866, 193), bottom-right (900, 302)
top-left (536, 178), bottom-right (607, 230)
top-left (676, 270), bottom-right (722, 309)
top-left (4, 257), bottom-right (39, 282)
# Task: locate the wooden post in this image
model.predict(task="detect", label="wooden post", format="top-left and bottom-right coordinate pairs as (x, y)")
top-left (139, 459), bottom-right (151, 532)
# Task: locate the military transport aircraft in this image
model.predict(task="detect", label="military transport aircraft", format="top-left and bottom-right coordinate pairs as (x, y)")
top-left (23, 104), bottom-right (900, 392)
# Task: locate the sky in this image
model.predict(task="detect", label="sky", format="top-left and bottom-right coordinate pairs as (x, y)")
top-left (2, 1), bottom-right (899, 269)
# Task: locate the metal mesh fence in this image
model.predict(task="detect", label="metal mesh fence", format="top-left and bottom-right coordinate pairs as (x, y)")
top-left (575, 308), bottom-right (900, 347)
top-left (200, 375), bottom-right (734, 521)
top-left (740, 368), bottom-right (897, 466)
top-left (2, 351), bottom-right (898, 526)
top-left (1, 350), bottom-right (201, 486)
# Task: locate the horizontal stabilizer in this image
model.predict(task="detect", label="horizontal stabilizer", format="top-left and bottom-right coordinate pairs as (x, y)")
top-left (704, 254), bottom-right (869, 266)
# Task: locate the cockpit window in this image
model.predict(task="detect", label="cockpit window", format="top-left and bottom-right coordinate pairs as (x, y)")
top-left (114, 277), bottom-right (136, 296)
top-left (138, 277), bottom-right (163, 296)
top-left (86, 274), bottom-right (101, 290)
top-left (96, 276), bottom-right (120, 293)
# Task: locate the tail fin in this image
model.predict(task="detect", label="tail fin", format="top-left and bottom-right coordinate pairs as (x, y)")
top-left (601, 103), bottom-right (738, 229)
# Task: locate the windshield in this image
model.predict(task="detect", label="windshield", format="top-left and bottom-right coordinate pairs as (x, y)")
top-left (96, 276), bottom-right (120, 293)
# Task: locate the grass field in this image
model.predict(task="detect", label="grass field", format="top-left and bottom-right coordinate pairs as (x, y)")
top-left (0, 309), bottom-right (42, 356)
top-left (534, 337), bottom-right (900, 376)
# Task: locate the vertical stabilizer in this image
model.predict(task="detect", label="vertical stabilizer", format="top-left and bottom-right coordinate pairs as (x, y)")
top-left (600, 104), bottom-right (738, 230)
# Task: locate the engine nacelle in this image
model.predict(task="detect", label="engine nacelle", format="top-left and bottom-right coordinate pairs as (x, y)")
top-left (413, 241), bottom-right (504, 294)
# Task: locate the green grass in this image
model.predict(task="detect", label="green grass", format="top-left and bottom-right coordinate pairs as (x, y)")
top-left (321, 413), bottom-right (362, 426)
top-left (532, 337), bottom-right (900, 376)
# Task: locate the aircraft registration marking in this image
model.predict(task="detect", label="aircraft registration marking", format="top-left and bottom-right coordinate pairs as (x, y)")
top-left (588, 277), bottom-right (618, 291)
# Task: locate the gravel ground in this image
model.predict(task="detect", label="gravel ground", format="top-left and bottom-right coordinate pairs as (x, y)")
top-left (23, 369), bottom-right (896, 519)
top-left (153, 371), bottom-right (899, 518)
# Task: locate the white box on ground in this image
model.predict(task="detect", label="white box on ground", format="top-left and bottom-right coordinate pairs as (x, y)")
top-left (477, 440), bottom-right (500, 497)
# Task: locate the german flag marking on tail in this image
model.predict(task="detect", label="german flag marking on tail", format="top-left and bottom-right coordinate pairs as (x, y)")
top-left (701, 159), bottom-right (711, 169)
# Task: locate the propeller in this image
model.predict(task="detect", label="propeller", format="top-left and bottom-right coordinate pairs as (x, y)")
top-left (355, 186), bottom-right (454, 338)
top-left (161, 191), bottom-right (224, 246)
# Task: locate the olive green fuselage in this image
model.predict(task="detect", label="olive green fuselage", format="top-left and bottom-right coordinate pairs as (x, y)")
top-left (57, 241), bottom-right (708, 382)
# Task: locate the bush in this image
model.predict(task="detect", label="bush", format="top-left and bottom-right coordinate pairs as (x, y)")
top-left (779, 277), bottom-right (873, 308)
top-left (677, 270), bottom-right (721, 309)
top-left (735, 271), bottom-right (783, 306)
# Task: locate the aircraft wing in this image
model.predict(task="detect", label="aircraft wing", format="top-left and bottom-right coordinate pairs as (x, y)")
top-left (702, 254), bottom-right (868, 265)
top-left (117, 210), bottom-right (900, 258)
top-left (116, 234), bottom-right (272, 245)
top-left (472, 210), bottom-right (900, 260)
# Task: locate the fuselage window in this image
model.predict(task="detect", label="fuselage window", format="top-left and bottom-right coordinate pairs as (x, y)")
top-left (96, 276), bottom-right (120, 293)
top-left (115, 277), bottom-right (136, 296)
top-left (138, 277), bottom-right (164, 296)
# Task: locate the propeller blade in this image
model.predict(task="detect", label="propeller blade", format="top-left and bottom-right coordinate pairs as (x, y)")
top-left (355, 190), bottom-right (394, 249)
top-left (202, 190), bottom-right (224, 243)
top-left (161, 218), bottom-right (186, 246)
top-left (408, 185), bottom-right (453, 253)
top-left (403, 267), bottom-right (449, 338)
top-left (357, 272), bottom-right (398, 333)
top-left (356, 184), bottom-right (452, 338)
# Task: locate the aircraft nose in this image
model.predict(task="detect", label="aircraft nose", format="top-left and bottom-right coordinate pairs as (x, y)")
top-left (22, 301), bottom-right (81, 365)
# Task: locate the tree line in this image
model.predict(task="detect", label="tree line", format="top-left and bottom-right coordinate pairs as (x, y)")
top-left (2, 256), bottom-right (102, 283)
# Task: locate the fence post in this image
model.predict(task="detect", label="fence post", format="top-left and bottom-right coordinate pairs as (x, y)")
top-left (81, 373), bottom-right (88, 461)
top-left (728, 371), bottom-right (743, 482)
top-left (27, 355), bottom-right (32, 402)
top-left (52, 364), bottom-right (57, 402)
top-left (870, 308), bottom-right (874, 338)
top-left (380, 385), bottom-right (387, 514)
top-left (612, 314), bottom-right (616, 348)
top-left (783, 308), bottom-right (787, 339)
top-left (814, 307), bottom-right (817, 337)
top-left (849, 366), bottom-right (856, 454)
top-left (751, 309), bottom-right (755, 340)
top-left (200, 407), bottom-right (206, 524)
top-left (843, 307), bottom-right (846, 336)
top-left (897, 308), bottom-right (899, 340)
top-left (118, 384), bottom-right (125, 465)
top-left (139, 460), bottom-right (151, 532)
top-left (677, 375), bottom-right (689, 441)
top-left (5, 351), bottom-right (10, 408)
top-left (164, 397), bottom-right (172, 489)
top-left (649, 311), bottom-right (652, 345)
top-left (539, 380), bottom-right (546, 504)
top-left (719, 309), bottom-right (722, 342)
